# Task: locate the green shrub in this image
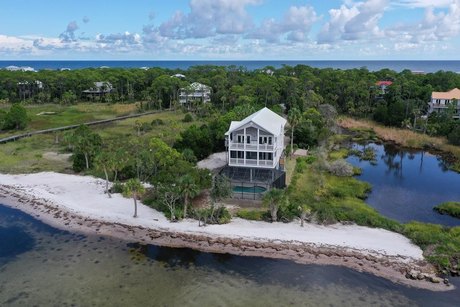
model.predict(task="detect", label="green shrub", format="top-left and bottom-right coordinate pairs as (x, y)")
top-left (236, 209), bottom-right (267, 221)
top-left (183, 113), bottom-right (193, 122)
top-left (110, 182), bottom-right (124, 194)
top-left (72, 153), bottom-right (87, 172)
top-left (151, 118), bottom-right (164, 126)
top-left (434, 202), bottom-right (460, 219)
top-left (191, 205), bottom-right (231, 224)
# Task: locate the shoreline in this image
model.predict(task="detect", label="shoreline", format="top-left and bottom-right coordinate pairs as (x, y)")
top-left (0, 172), bottom-right (454, 292)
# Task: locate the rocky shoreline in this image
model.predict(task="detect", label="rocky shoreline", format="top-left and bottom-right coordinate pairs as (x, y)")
top-left (0, 184), bottom-right (453, 292)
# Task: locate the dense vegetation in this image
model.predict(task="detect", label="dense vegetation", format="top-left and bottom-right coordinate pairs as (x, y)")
top-left (1, 64), bottom-right (459, 143)
top-left (434, 202), bottom-right (460, 219)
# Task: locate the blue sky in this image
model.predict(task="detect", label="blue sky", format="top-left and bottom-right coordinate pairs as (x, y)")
top-left (1, 0), bottom-right (459, 60)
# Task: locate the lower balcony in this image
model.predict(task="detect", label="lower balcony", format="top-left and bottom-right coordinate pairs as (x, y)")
top-left (229, 158), bottom-right (275, 168)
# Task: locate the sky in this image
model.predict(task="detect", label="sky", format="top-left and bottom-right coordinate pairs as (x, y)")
top-left (1, 0), bottom-right (460, 60)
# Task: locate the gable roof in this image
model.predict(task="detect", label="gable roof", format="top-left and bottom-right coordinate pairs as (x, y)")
top-left (226, 107), bottom-right (287, 136)
top-left (376, 81), bottom-right (393, 86)
top-left (432, 88), bottom-right (460, 100)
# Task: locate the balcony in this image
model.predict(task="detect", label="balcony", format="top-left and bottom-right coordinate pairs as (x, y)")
top-left (229, 158), bottom-right (275, 168)
top-left (228, 141), bottom-right (274, 151)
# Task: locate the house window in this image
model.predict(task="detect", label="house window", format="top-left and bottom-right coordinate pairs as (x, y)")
top-left (230, 133), bottom-right (233, 141)
top-left (246, 135), bottom-right (251, 144)
top-left (237, 151), bottom-right (244, 159)
top-left (258, 152), bottom-right (273, 160)
top-left (230, 151), bottom-right (237, 158)
top-left (268, 137), bottom-right (272, 145)
top-left (237, 135), bottom-right (243, 143)
top-left (259, 136), bottom-right (271, 144)
top-left (246, 152), bottom-right (257, 160)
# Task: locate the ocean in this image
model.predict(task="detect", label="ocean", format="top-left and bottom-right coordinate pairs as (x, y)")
top-left (1, 60), bottom-right (460, 73)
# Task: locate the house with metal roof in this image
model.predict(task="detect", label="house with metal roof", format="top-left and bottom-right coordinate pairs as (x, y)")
top-left (179, 82), bottom-right (211, 105)
top-left (222, 107), bottom-right (287, 199)
top-left (428, 88), bottom-right (460, 119)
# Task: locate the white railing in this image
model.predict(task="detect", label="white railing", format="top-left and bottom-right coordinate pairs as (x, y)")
top-left (228, 142), bottom-right (274, 151)
top-left (229, 158), bottom-right (274, 167)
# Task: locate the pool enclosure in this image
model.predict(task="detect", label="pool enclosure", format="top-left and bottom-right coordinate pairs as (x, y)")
top-left (220, 166), bottom-right (286, 200)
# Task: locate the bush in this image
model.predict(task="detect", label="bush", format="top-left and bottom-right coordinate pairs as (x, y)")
top-left (72, 153), bottom-right (87, 172)
top-left (2, 103), bottom-right (28, 130)
top-left (151, 118), bottom-right (164, 126)
top-left (328, 159), bottom-right (354, 177)
top-left (183, 113), bottom-right (193, 122)
top-left (434, 202), bottom-right (460, 219)
top-left (191, 205), bottom-right (231, 225)
top-left (110, 182), bottom-right (124, 194)
top-left (448, 125), bottom-right (460, 145)
top-left (237, 209), bottom-right (267, 221)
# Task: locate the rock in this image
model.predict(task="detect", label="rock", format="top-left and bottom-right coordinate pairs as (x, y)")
top-left (429, 276), bottom-right (442, 283)
top-left (443, 278), bottom-right (450, 286)
top-left (406, 270), bottom-right (418, 280)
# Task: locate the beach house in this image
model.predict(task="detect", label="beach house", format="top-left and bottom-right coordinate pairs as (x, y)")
top-left (179, 82), bottom-right (211, 105)
top-left (222, 107), bottom-right (287, 199)
top-left (376, 80), bottom-right (393, 96)
top-left (428, 88), bottom-right (460, 119)
top-left (82, 81), bottom-right (113, 99)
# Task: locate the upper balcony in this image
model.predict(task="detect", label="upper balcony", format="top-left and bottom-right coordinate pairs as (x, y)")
top-left (228, 141), bottom-right (274, 151)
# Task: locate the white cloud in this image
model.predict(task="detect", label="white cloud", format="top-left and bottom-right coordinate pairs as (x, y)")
top-left (318, 0), bottom-right (388, 43)
top-left (247, 5), bottom-right (318, 42)
top-left (392, 0), bottom-right (453, 8)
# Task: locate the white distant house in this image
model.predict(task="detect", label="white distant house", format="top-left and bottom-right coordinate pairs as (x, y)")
top-left (179, 82), bottom-right (211, 105)
top-left (428, 88), bottom-right (460, 119)
top-left (82, 81), bottom-right (113, 98)
top-left (225, 107), bottom-right (287, 169)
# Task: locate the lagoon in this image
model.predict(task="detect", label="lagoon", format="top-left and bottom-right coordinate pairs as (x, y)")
top-left (347, 143), bottom-right (460, 226)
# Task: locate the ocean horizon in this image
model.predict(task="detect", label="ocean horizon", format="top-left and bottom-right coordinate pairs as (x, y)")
top-left (2, 60), bottom-right (460, 73)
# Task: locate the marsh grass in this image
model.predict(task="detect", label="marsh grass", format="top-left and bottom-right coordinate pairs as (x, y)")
top-left (338, 116), bottom-right (460, 160)
top-left (434, 202), bottom-right (460, 219)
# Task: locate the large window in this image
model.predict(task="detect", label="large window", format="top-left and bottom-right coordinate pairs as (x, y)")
top-left (246, 151), bottom-right (257, 160)
top-left (230, 151), bottom-right (244, 158)
top-left (258, 152), bottom-right (273, 160)
top-left (259, 136), bottom-right (272, 145)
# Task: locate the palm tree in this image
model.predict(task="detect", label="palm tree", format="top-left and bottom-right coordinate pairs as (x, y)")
top-left (288, 108), bottom-right (302, 157)
top-left (124, 178), bottom-right (145, 218)
top-left (94, 151), bottom-right (116, 198)
top-left (262, 188), bottom-right (287, 222)
top-left (179, 174), bottom-right (199, 219)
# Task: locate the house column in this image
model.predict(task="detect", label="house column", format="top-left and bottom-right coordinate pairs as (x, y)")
top-left (244, 127), bottom-right (247, 166)
top-left (250, 168), bottom-right (253, 182)
top-left (257, 128), bottom-right (260, 166)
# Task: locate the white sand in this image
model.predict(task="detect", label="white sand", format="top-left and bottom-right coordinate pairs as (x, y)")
top-left (197, 152), bottom-right (227, 170)
top-left (0, 172), bottom-right (423, 260)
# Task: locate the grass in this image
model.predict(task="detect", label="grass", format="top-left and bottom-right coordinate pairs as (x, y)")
top-left (236, 209), bottom-right (267, 221)
top-left (338, 116), bottom-right (460, 161)
top-left (434, 202), bottom-right (460, 219)
top-left (289, 154), bottom-right (460, 272)
top-left (328, 148), bottom-right (350, 160)
top-left (0, 103), bottom-right (139, 139)
top-left (0, 134), bottom-right (72, 173)
top-left (0, 108), bottom-right (199, 174)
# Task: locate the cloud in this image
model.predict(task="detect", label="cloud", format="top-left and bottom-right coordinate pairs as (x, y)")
top-left (157, 0), bottom-right (261, 39)
top-left (59, 21), bottom-right (79, 42)
top-left (0, 34), bottom-right (33, 53)
top-left (82, 16), bottom-right (90, 24)
top-left (392, 0), bottom-right (453, 8)
top-left (385, 1), bottom-right (460, 44)
top-left (247, 5), bottom-right (319, 43)
top-left (96, 32), bottom-right (141, 46)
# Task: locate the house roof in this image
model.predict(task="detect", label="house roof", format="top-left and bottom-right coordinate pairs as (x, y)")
top-left (225, 107), bottom-right (287, 136)
top-left (432, 88), bottom-right (460, 100)
top-left (376, 81), bottom-right (393, 86)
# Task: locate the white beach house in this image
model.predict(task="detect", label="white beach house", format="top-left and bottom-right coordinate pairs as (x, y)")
top-left (428, 88), bottom-right (460, 119)
top-left (179, 82), bottom-right (211, 105)
top-left (225, 107), bottom-right (287, 169)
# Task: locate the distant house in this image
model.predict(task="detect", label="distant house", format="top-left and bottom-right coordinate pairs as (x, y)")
top-left (179, 82), bottom-right (211, 105)
top-left (221, 107), bottom-right (287, 199)
top-left (82, 82), bottom-right (113, 99)
top-left (17, 80), bottom-right (43, 100)
top-left (428, 88), bottom-right (460, 119)
top-left (171, 73), bottom-right (186, 79)
top-left (376, 81), bottom-right (393, 96)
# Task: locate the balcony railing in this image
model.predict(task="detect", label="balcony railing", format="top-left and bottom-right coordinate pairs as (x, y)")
top-left (228, 142), bottom-right (274, 151)
top-left (229, 158), bottom-right (274, 167)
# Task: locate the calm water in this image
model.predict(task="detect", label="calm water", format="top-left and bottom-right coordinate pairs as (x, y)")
top-left (2, 60), bottom-right (460, 73)
top-left (347, 143), bottom-right (460, 226)
top-left (0, 204), bottom-right (459, 306)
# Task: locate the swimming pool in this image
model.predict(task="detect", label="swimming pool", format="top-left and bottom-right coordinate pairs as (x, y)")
top-left (233, 186), bottom-right (267, 193)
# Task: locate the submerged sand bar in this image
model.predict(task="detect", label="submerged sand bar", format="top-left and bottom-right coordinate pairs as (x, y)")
top-left (0, 172), bottom-right (452, 291)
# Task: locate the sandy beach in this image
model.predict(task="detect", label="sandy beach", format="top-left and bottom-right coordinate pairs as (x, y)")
top-left (0, 172), bottom-right (453, 291)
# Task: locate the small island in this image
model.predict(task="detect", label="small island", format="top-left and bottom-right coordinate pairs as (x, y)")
top-left (435, 202), bottom-right (460, 219)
